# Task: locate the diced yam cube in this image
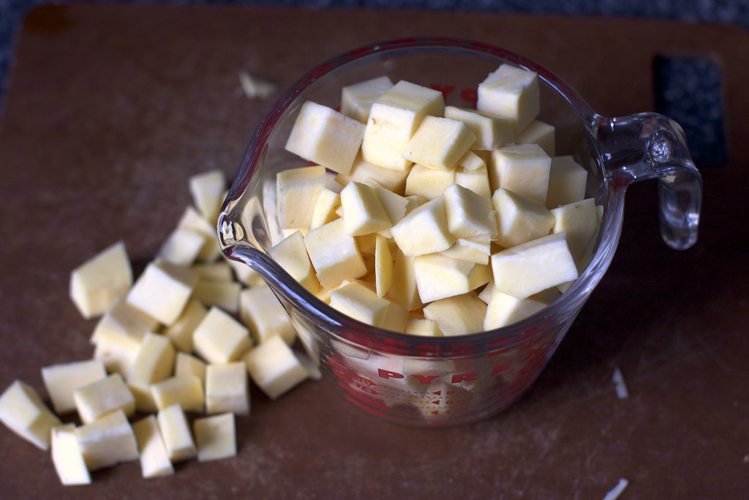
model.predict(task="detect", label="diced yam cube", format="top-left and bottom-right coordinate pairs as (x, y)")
top-left (391, 197), bottom-right (454, 256)
top-left (546, 156), bottom-right (588, 208)
top-left (405, 195), bottom-right (427, 214)
top-left (205, 363), bottom-right (249, 415)
top-left (356, 233), bottom-right (378, 255)
top-left (490, 143), bottom-right (551, 203)
top-left (340, 181), bottom-right (391, 235)
top-left (374, 236), bottom-right (393, 298)
top-left (304, 219), bottom-right (367, 288)
top-left (441, 238), bottom-right (491, 265)
top-left (129, 382), bottom-right (158, 413)
top-left (551, 198), bottom-right (598, 259)
top-left (414, 254), bottom-right (491, 302)
top-left (455, 165), bottom-right (491, 199)
top-left (402, 116), bottom-right (476, 170)
top-left (478, 282), bottom-right (494, 303)
top-left (194, 413), bottom-right (236, 462)
top-left (387, 250), bottom-right (422, 311)
top-left (129, 332), bottom-right (176, 388)
top-left (493, 188), bottom-right (555, 247)
top-left (158, 228), bottom-right (204, 266)
top-left (244, 336), bottom-right (309, 399)
top-left (175, 353), bottom-right (207, 386)
top-left (444, 106), bottom-right (514, 150)
top-left (362, 81), bottom-right (444, 170)
top-left (151, 375), bottom-right (204, 412)
top-left (69, 241), bottom-right (133, 319)
top-left (93, 332), bottom-right (140, 377)
top-left (477, 64), bottom-right (539, 131)
top-left (405, 318), bottom-right (442, 337)
top-left (133, 415), bottom-right (174, 478)
top-left (228, 259), bottom-right (265, 287)
top-left (193, 307), bottom-right (252, 364)
top-left (310, 188), bottom-right (341, 229)
top-left (405, 164), bottom-right (455, 199)
top-left (0, 380), bottom-right (60, 450)
top-left (163, 300), bottom-right (207, 353)
top-left (516, 120), bottom-right (555, 155)
top-left (444, 184), bottom-right (497, 239)
top-left (178, 207), bottom-right (221, 262)
top-left (193, 280), bottom-right (241, 313)
top-left (382, 300), bottom-right (408, 333)
top-left (341, 76), bottom-right (394, 123)
top-left (91, 299), bottom-right (157, 346)
top-left (73, 374), bottom-right (135, 424)
top-left (191, 262), bottom-right (233, 282)
top-left (349, 154), bottom-right (409, 194)
top-left (51, 425), bottom-right (91, 485)
top-left (127, 261), bottom-right (197, 325)
top-left (75, 410), bottom-right (138, 471)
top-left (189, 169), bottom-right (226, 223)
top-left (483, 289), bottom-right (549, 330)
top-left (491, 233), bottom-right (578, 298)
top-left (42, 360), bottom-right (107, 415)
top-left (458, 151), bottom-right (486, 171)
top-left (329, 281), bottom-right (391, 327)
top-left (365, 181), bottom-right (409, 227)
top-left (157, 404), bottom-right (196, 462)
top-left (423, 294), bottom-right (487, 336)
top-left (276, 165), bottom-right (327, 230)
top-left (285, 102), bottom-right (365, 175)
top-left (270, 231), bottom-right (321, 293)
top-left (240, 287), bottom-right (295, 345)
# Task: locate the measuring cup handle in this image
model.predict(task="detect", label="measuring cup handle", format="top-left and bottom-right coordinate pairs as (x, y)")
top-left (592, 112), bottom-right (703, 250)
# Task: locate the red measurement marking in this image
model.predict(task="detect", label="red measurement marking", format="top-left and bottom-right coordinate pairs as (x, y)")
top-left (430, 83), bottom-right (456, 99)
top-left (451, 373), bottom-right (478, 383)
top-left (378, 369), bottom-right (405, 380)
top-left (411, 374), bottom-right (441, 385)
top-left (491, 361), bottom-right (512, 376)
top-left (460, 88), bottom-right (478, 107)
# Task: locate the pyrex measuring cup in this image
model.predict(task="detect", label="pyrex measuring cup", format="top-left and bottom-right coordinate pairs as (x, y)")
top-left (218, 38), bottom-right (702, 427)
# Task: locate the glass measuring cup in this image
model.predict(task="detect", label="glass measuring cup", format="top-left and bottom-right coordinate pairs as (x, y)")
top-left (218, 38), bottom-right (702, 427)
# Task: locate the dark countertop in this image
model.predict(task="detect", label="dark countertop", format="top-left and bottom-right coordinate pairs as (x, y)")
top-left (0, 5), bottom-right (747, 499)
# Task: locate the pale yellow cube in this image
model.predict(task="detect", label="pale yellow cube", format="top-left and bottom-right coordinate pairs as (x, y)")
top-left (310, 188), bottom-right (341, 229)
top-left (551, 198), bottom-right (598, 259)
top-left (516, 120), bottom-right (555, 155)
top-left (444, 184), bottom-right (497, 240)
top-left (51, 425), bottom-right (91, 485)
top-left (91, 298), bottom-right (157, 346)
top-left (491, 233), bottom-right (579, 298)
top-left (405, 195), bottom-right (427, 214)
top-left (157, 404), bottom-right (196, 462)
top-left (405, 318), bottom-right (442, 337)
top-left (194, 413), bottom-right (236, 462)
top-left (405, 164), bottom-right (455, 199)
top-left (193, 280), bottom-right (241, 313)
top-left (546, 155), bottom-right (588, 208)
top-left (365, 181), bottom-right (409, 227)
top-left (493, 188), bottom-right (555, 247)
top-left (151, 375), bottom-right (204, 412)
top-left (129, 332), bottom-right (176, 388)
top-left (441, 238), bottom-right (491, 265)
top-left (477, 64), bottom-right (539, 131)
top-left (129, 382), bottom-right (158, 413)
top-left (189, 169), bottom-right (226, 223)
top-left (483, 289), bottom-right (548, 330)
top-left (374, 236), bottom-right (393, 298)
top-left (270, 231), bottom-right (321, 293)
top-left (0, 380), bottom-right (60, 450)
top-left (191, 262), bottom-right (233, 282)
top-left (158, 227), bottom-right (205, 267)
top-left (93, 332), bottom-right (141, 377)
top-left (455, 165), bottom-right (492, 199)
top-left (478, 282), bottom-right (494, 304)
top-left (382, 300), bottom-right (409, 333)
top-left (391, 197), bottom-right (455, 256)
top-left (73, 374), bottom-right (134, 424)
top-left (133, 415), bottom-right (174, 478)
top-left (329, 281), bottom-right (391, 327)
top-left (178, 206), bottom-right (222, 262)
top-left (414, 254), bottom-right (491, 303)
top-left (175, 353), bottom-right (207, 385)
top-left (163, 300), bottom-right (207, 353)
top-left (402, 116), bottom-right (476, 170)
top-left (42, 359), bottom-right (107, 415)
top-left (340, 181), bottom-right (391, 236)
top-left (304, 219), bottom-right (367, 289)
top-left (386, 250), bottom-right (422, 312)
top-left (205, 363), bottom-right (249, 415)
top-left (74, 410), bottom-right (138, 471)
top-left (349, 154), bottom-right (409, 194)
top-left (284, 102), bottom-right (365, 175)
top-left (490, 143), bottom-right (551, 203)
top-left (244, 336), bottom-right (309, 399)
top-left (70, 241), bottom-right (133, 319)
top-left (423, 293), bottom-right (487, 336)
top-left (193, 307), bottom-right (252, 364)
top-left (276, 166), bottom-right (328, 230)
top-left (444, 105), bottom-right (514, 150)
top-left (341, 75), bottom-right (394, 123)
top-left (240, 286), bottom-right (295, 345)
top-left (127, 261), bottom-right (197, 325)
top-left (362, 81), bottom-right (444, 171)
